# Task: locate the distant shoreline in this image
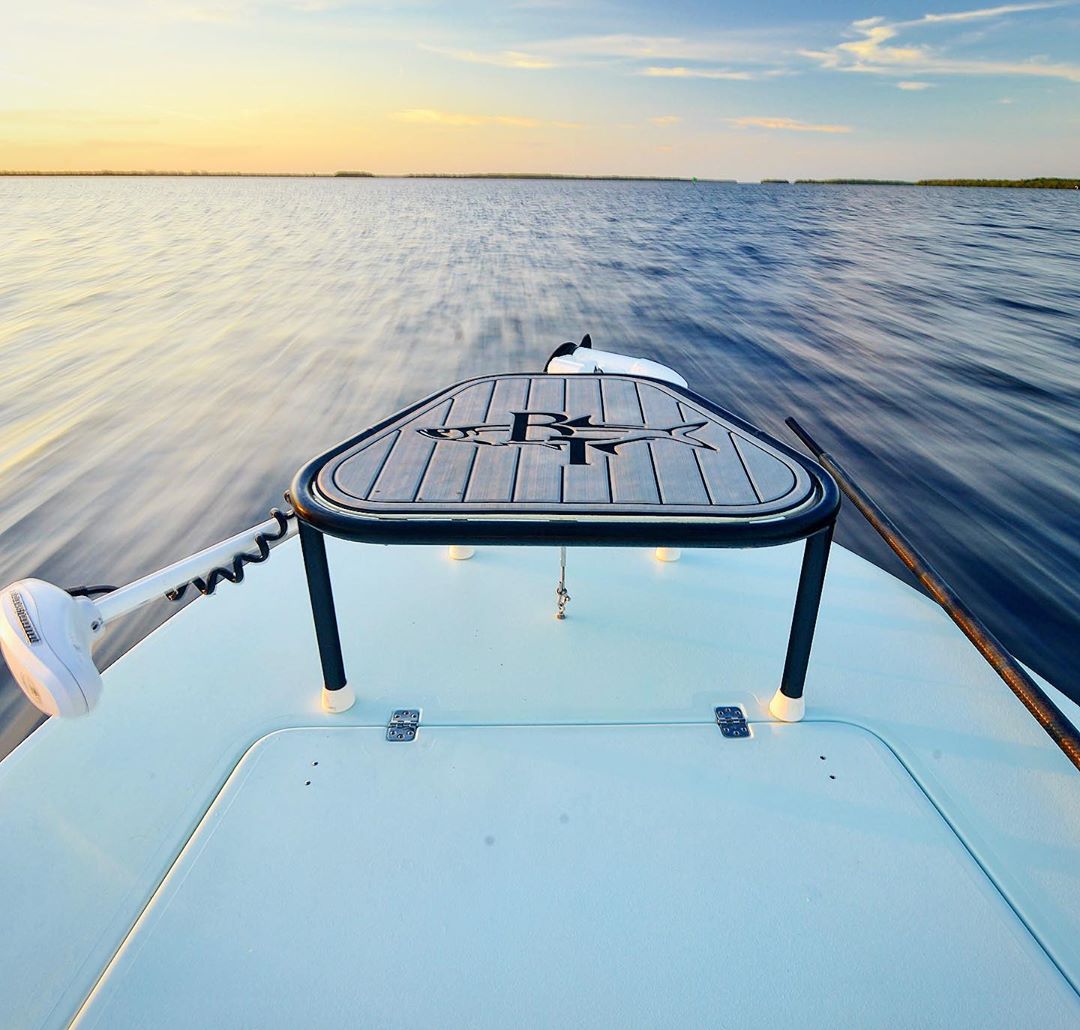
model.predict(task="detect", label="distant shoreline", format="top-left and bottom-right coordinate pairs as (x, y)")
top-left (778, 177), bottom-right (1078, 189)
top-left (0, 171), bottom-right (1076, 188)
top-left (0, 170), bottom-right (728, 183)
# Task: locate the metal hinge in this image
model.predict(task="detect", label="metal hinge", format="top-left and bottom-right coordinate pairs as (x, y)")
top-left (715, 706), bottom-right (750, 738)
top-left (387, 709), bottom-right (421, 742)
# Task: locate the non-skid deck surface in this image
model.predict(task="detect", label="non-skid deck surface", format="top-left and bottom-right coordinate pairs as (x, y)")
top-left (76, 723), bottom-right (1079, 1029)
top-left (316, 374), bottom-right (815, 517)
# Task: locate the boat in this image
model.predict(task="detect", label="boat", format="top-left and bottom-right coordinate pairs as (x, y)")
top-left (1, 338), bottom-right (1078, 1028)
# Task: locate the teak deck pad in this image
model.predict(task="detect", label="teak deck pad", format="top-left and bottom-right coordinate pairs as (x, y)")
top-left (292, 374), bottom-right (838, 546)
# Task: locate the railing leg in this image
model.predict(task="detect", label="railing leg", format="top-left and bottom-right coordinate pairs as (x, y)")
top-left (298, 520), bottom-right (354, 713)
top-left (771, 523), bottom-right (834, 722)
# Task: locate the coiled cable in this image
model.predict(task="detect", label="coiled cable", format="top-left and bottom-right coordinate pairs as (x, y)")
top-left (165, 507), bottom-right (295, 602)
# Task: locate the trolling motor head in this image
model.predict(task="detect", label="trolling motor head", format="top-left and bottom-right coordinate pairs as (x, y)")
top-left (0, 508), bottom-right (299, 719)
top-left (0, 580), bottom-right (105, 717)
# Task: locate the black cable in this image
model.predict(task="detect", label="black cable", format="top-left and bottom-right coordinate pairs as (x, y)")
top-left (65, 585), bottom-right (118, 598)
top-left (165, 507), bottom-right (295, 602)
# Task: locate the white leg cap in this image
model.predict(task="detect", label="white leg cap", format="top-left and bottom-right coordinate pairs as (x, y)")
top-left (448, 545), bottom-right (475, 561)
top-left (769, 688), bottom-right (805, 723)
top-left (655, 547), bottom-right (681, 563)
top-left (322, 682), bottom-right (356, 714)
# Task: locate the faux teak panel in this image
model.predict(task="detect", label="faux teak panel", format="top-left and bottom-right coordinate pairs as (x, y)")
top-left (317, 375), bottom-right (814, 520)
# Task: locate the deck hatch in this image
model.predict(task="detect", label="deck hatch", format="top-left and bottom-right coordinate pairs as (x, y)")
top-left (77, 724), bottom-right (1080, 1028)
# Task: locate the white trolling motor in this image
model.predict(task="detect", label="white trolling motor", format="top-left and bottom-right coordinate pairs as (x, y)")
top-left (0, 511), bottom-right (296, 717)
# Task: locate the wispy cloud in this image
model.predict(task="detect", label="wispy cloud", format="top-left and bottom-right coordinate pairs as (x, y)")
top-left (156, 3), bottom-right (247, 22)
top-left (897, 80), bottom-right (933, 89)
top-left (178, 0), bottom-right (352, 19)
top-left (804, 4), bottom-right (1080, 83)
top-left (391, 109), bottom-right (581, 129)
top-left (532, 33), bottom-right (783, 62)
top-left (649, 115), bottom-right (682, 126)
top-left (419, 45), bottom-right (556, 69)
top-left (642, 66), bottom-right (753, 80)
top-left (730, 116), bottom-right (853, 133)
top-left (916, 2), bottom-right (1066, 25)
top-left (0, 109), bottom-right (159, 126)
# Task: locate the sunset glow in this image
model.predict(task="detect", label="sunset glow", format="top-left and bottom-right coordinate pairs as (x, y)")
top-left (2, 1), bottom-right (1078, 178)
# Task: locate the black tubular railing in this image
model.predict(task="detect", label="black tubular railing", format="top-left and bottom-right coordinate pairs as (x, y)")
top-left (786, 417), bottom-right (1080, 774)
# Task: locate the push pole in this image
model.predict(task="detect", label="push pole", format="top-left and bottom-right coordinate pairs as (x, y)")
top-left (786, 417), bottom-right (1080, 773)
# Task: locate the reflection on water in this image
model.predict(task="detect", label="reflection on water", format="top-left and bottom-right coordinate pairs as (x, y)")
top-left (1, 177), bottom-right (1077, 753)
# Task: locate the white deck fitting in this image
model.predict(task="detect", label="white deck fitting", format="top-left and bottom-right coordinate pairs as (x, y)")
top-left (2, 539), bottom-right (1079, 1028)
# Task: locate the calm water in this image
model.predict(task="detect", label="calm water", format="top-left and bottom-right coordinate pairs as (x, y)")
top-left (1, 177), bottom-right (1077, 753)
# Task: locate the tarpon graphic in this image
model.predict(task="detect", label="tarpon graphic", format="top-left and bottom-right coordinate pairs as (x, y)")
top-left (420, 424), bottom-right (522, 446)
top-left (418, 411), bottom-right (714, 465)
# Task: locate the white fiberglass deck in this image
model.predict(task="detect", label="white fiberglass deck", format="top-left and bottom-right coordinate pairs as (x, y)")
top-left (2, 539), bottom-right (1079, 1027)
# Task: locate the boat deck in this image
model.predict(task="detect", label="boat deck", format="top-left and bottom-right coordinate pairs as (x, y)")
top-left (2, 539), bottom-right (1079, 1027)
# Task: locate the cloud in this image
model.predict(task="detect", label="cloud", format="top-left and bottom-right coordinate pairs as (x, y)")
top-left (649, 115), bottom-right (682, 126)
top-left (642, 66), bottom-right (753, 80)
top-left (533, 33), bottom-right (782, 62)
top-left (179, 0), bottom-right (359, 18)
top-left (0, 109), bottom-right (159, 126)
top-left (419, 45), bottom-right (556, 69)
top-left (730, 116), bottom-right (853, 133)
top-left (160, 3), bottom-right (247, 22)
top-left (997, 95), bottom-right (1017, 102)
top-left (804, 5), bottom-right (1080, 83)
top-left (897, 81), bottom-right (933, 89)
top-left (916, 3), bottom-right (1066, 25)
top-left (391, 109), bottom-right (581, 129)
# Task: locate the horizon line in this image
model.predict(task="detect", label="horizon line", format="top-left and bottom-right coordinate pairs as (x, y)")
top-left (1, 171), bottom-right (1076, 187)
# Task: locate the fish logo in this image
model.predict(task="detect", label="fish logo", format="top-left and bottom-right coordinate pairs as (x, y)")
top-left (419, 410), bottom-right (714, 466)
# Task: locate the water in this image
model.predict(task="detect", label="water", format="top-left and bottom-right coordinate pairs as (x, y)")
top-left (1, 177), bottom-right (1077, 754)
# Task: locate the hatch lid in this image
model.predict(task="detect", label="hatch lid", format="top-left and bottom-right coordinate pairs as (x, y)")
top-left (79, 723), bottom-right (1078, 1028)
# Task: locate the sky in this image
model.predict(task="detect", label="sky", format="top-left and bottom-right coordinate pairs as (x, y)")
top-left (1, 1), bottom-right (1078, 178)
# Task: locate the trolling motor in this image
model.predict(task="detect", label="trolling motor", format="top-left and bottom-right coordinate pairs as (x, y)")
top-left (0, 510), bottom-right (296, 717)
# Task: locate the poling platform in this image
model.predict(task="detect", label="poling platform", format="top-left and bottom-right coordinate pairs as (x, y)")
top-left (291, 372), bottom-right (840, 720)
